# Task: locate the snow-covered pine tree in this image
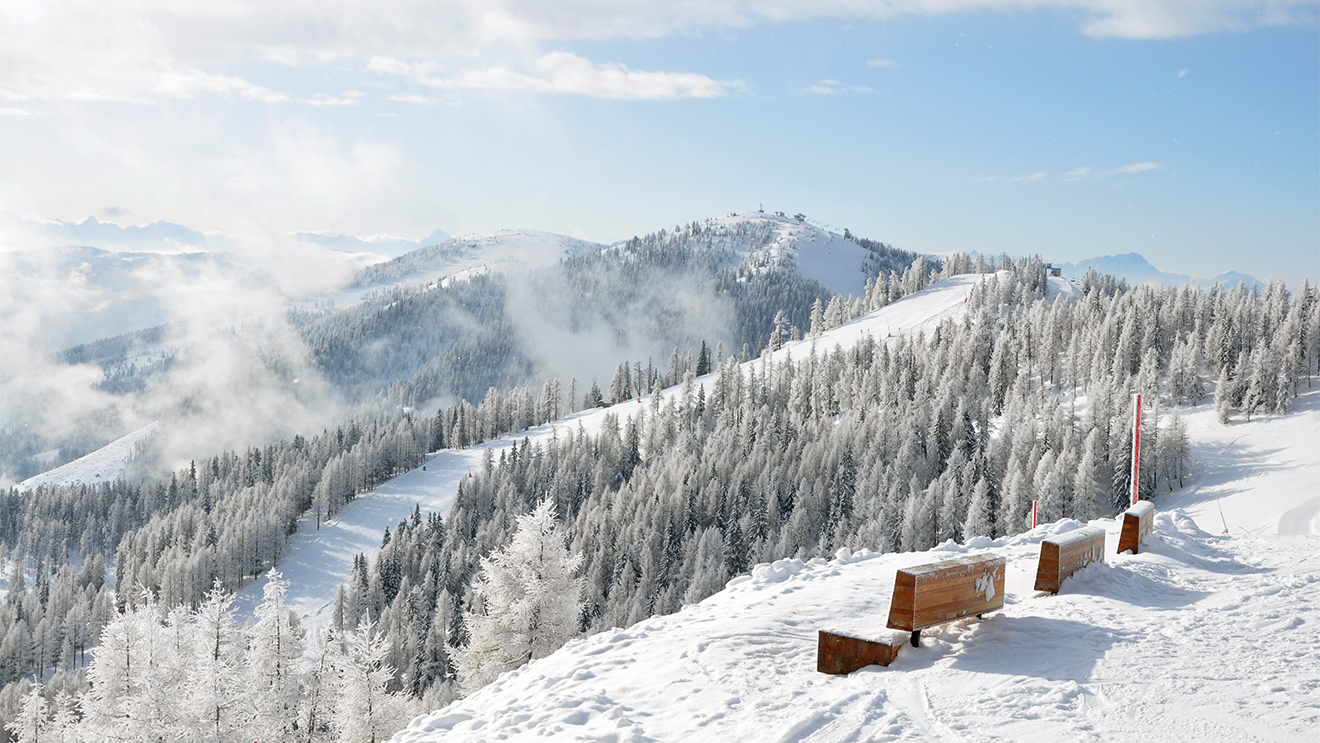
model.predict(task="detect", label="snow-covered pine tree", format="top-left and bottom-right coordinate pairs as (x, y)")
top-left (5, 683), bottom-right (48, 743)
top-left (186, 581), bottom-right (246, 742)
top-left (333, 620), bottom-right (412, 743)
top-left (247, 570), bottom-right (305, 743)
top-left (1214, 366), bottom-right (1233, 424)
top-left (455, 499), bottom-right (584, 694)
top-left (298, 628), bottom-right (340, 743)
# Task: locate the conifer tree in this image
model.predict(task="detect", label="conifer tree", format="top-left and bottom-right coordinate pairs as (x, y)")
top-left (334, 620), bottom-right (412, 743)
top-left (455, 499), bottom-right (584, 694)
top-left (248, 570), bottom-right (305, 743)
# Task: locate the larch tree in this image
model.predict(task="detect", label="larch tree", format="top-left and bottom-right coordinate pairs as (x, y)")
top-left (333, 620), bottom-right (412, 743)
top-left (455, 499), bottom-right (584, 694)
top-left (247, 570), bottom-right (305, 743)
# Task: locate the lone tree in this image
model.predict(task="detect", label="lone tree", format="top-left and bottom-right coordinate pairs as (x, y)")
top-left (456, 499), bottom-right (584, 694)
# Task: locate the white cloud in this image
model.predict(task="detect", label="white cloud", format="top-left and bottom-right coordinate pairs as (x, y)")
top-left (1009, 172), bottom-right (1048, 181)
top-left (866, 58), bottom-right (899, 68)
top-left (1, 2), bottom-right (1309, 108)
top-left (388, 94), bottom-right (441, 104)
top-left (1178, 68), bottom-right (1190, 78)
top-left (381, 52), bottom-right (729, 100)
top-left (806, 79), bottom-right (874, 95)
top-left (0, 107), bottom-right (35, 117)
top-left (1059, 161), bottom-right (1162, 180)
top-left (1106, 161), bottom-right (1161, 175)
top-left (305, 94), bottom-right (361, 106)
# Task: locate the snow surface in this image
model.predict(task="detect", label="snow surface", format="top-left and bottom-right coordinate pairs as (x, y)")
top-left (1160, 388), bottom-right (1320, 538)
top-left (1045, 524), bottom-right (1105, 547)
top-left (1046, 274), bottom-right (1083, 302)
top-left (1126, 500), bottom-right (1155, 518)
top-left (18, 421), bottom-right (158, 489)
top-left (394, 390), bottom-right (1320, 742)
top-left (231, 273), bottom-right (996, 638)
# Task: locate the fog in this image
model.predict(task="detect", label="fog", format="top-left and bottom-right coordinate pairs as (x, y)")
top-left (0, 233), bottom-right (372, 486)
top-left (1, 223), bottom-right (747, 488)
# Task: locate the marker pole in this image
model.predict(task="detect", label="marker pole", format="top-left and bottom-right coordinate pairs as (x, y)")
top-left (1131, 393), bottom-right (1142, 507)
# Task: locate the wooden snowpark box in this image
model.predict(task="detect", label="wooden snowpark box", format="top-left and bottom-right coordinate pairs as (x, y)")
top-left (1117, 501), bottom-right (1155, 555)
top-left (886, 554), bottom-right (1005, 642)
top-left (816, 630), bottom-right (906, 674)
top-left (1033, 526), bottom-right (1105, 593)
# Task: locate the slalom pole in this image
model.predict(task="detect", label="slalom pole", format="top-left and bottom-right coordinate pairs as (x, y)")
top-left (1130, 393), bottom-right (1142, 507)
top-left (1032, 499), bottom-right (1039, 529)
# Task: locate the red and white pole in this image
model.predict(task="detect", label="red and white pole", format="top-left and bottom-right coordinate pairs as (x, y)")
top-left (1032, 499), bottom-right (1039, 529)
top-left (1130, 393), bottom-right (1142, 507)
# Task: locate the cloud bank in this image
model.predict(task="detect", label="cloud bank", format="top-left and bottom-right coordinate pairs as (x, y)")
top-left (1, 1), bottom-right (1312, 107)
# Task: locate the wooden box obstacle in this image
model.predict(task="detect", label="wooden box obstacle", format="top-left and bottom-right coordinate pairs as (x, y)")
top-left (1034, 526), bottom-right (1105, 593)
top-left (1117, 500), bottom-right (1154, 554)
top-left (816, 630), bottom-right (905, 674)
top-left (886, 553), bottom-right (1005, 646)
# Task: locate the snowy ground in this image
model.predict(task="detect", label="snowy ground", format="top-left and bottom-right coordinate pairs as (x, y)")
top-left (1161, 387), bottom-right (1320, 537)
top-left (232, 273), bottom-right (996, 636)
top-left (18, 420), bottom-right (158, 489)
top-left (393, 389), bottom-right (1320, 743)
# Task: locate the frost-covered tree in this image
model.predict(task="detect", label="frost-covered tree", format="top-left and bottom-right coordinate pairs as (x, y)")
top-left (186, 582), bottom-right (246, 742)
top-left (5, 683), bottom-right (48, 743)
top-left (455, 499), bottom-right (584, 694)
top-left (247, 570), bottom-right (305, 743)
top-left (333, 620), bottom-right (413, 743)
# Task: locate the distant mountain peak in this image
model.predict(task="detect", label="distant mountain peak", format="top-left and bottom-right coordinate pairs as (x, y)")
top-left (291, 228), bottom-right (453, 258)
top-left (1059, 252), bottom-right (1257, 289)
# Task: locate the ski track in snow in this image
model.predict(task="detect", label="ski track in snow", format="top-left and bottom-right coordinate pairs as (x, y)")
top-left (232, 272), bottom-right (998, 640)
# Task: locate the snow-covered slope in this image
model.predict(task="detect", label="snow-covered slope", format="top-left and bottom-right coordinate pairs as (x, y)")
top-left (706, 211), bottom-right (876, 298)
top-left (1160, 390), bottom-right (1320, 537)
top-left (231, 273), bottom-right (994, 637)
top-left (393, 389), bottom-right (1320, 743)
top-left (19, 421), bottom-right (158, 489)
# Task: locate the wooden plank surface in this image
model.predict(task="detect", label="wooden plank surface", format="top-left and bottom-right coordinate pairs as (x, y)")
top-left (1034, 526), bottom-right (1105, 593)
top-left (886, 554), bottom-right (1005, 632)
top-left (816, 630), bottom-right (904, 674)
top-left (1118, 501), bottom-right (1154, 554)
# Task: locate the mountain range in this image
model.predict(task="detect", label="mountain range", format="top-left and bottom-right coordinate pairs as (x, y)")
top-left (1057, 252), bottom-right (1259, 288)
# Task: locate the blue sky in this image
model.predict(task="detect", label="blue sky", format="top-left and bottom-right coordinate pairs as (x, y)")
top-left (0, 1), bottom-right (1316, 283)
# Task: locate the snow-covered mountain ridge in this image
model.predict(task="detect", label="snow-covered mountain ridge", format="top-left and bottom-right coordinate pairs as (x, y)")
top-left (393, 387), bottom-right (1320, 743)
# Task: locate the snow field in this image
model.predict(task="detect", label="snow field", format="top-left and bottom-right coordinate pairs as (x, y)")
top-left (18, 420), bottom-right (159, 489)
top-left (394, 510), bottom-right (1319, 743)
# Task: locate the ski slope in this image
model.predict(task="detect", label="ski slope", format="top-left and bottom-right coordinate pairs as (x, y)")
top-left (394, 389), bottom-right (1320, 743)
top-left (18, 421), bottom-right (159, 489)
top-left (231, 272), bottom-right (996, 636)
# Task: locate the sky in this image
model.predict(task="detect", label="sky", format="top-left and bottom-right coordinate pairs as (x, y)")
top-left (1, 0), bottom-right (1316, 283)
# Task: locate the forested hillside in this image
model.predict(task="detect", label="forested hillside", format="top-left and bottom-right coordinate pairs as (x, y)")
top-left (4, 215), bottom-right (905, 488)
